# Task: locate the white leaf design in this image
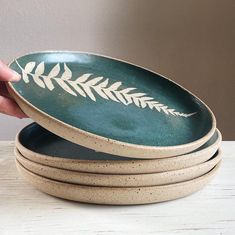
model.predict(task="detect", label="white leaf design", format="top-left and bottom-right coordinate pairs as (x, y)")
top-left (86, 76), bottom-right (103, 86)
top-left (35, 62), bottom-right (45, 76)
top-left (140, 100), bottom-right (147, 108)
top-left (31, 62), bottom-right (45, 88)
top-left (92, 87), bottom-right (109, 100)
top-left (114, 92), bottom-right (128, 105)
top-left (131, 93), bottom-right (147, 98)
top-left (15, 60), bottom-right (197, 118)
top-left (43, 64), bottom-right (61, 90)
top-left (76, 73), bottom-right (92, 83)
top-left (24, 62), bottom-right (36, 73)
top-left (22, 73), bottom-right (29, 83)
top-left (103, 89), bottom-right (120, 102)
top-left (48, 63), bottom-right (60, 78)
top-left (68, 81), bottom-right (86, 97)
top-left (97, 79), bottom-right (109, 88)
top-left (54, 78), bottom-right (77, 96)
top-left (107, 81), bottom-right (122, 91)
top-left (140, 97), bottom-right (154, 101)
top-left (44, 77), bottom-right (54, 90)
top-left (32, 75), bottom-right (45, 88)
top-left (61, 63), bottom-right (72, 80)
top-left (120, 87), bottom-right (136, 94)
top-left (80, 84), bottom-right (96, 101)
top-left (133, 97), bottom-right (140, 107)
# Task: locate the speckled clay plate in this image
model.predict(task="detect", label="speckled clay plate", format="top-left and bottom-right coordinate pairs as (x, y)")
top-left (16, 160), bottom-right (221, 205)
top-left (16, 123), bottom-right (221, 174)
top-left (8, 51), bottom-right (216, 158)
top-left (15, 148), bottom-right (221, 187)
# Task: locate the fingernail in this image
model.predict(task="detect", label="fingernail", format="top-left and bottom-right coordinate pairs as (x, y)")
top-left (10, 70), bottom-right (21, 82)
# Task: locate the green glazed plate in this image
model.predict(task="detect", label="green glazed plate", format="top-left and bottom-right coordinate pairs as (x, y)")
top-left (18, 123), bottom-right (219, 161)
top-left (8, 51), bottom-right (216, 158)
top-left (16, 123), bottom-right (221, 174)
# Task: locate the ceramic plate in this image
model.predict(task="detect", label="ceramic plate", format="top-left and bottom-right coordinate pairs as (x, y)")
top-left (8, 51), bottom-right (216, 158)
top-left (16, 160), bottom-right (221, 205)
top-left (16, 123), bottom-right (221, 174)
top-left (15, 148), bottom-right (221, 187)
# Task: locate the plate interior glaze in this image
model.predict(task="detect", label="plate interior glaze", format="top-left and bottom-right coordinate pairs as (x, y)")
top-left (9, 51), bottom-right (214, 147)
top-left (19, 123), bottom-right (219, 161)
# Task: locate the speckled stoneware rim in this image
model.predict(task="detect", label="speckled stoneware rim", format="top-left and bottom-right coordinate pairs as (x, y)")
top-left (15, 148), bottom-right (221, 187)
top-left (15, 125), bottom-right (222, 174)
top-left (7, 51), bottom-right (216, 159)
top-left (16, 160), bottom-right (221, 205)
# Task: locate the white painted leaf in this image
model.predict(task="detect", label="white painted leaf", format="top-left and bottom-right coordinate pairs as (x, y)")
top-left (114, 91), bottom-right (128, 105)
top-left (93, 87), bottom-right (109, 100)
top-left (61, 63), bottom-right (72, 80)
top-left (148, 101), bottom-right (159, 105)
top-left (76, 73), bottom-right (92, 83)
top-left (32, 75), bottom-right (45, 88)
top-left (108, 81), bottom-right (122, 91)
top-left (35, 62), bottom-right (45, 76)
top-left (44, 77), bottom-right (54, 90)
top-left (168, 109), bottom-right (176, 115)
top-left (155, 103), bottom-right (164, 107)
top-left (24, 62), bottom-right (36, 73)
top-left (186, 112), bottom-right (197, 117)
top-left (133, 97), bottom-right (140, 107)
top-left (80, 84), bottom-right (96, 101)
top-left (22, 73), bottom-right (29, 83)
top-left (119, 87), bottom-right (136, 94)
top-left (68, 81), bottom-right (86, 97)
top-left (162, 106), bottom-right (169, 114)
top-left (140, 100), bottom-right (147, 108)
top-left (103, 89), bottom-right (119, 102)
top-left (153, 104), bottom-right (161, 112)
top-left (139, 97), bottom-right (154, 101)
top-left (97, 79), bottom-right (109, 88)
top-left (131, 93), bottom-right (147, 98)
top-left (48, 64), bottom-right (60, 78)
top-left (123, 94), bottom-right (132, 105)
top-left (148, 103), bottom-right (154, 109)
top-left (54, 78), bottom-right (77, 96)
top-left (86, 76), bottom-right (103, 86)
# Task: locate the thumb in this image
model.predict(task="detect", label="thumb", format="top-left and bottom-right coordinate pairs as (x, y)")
top-left (0, 60), bottom-right (21, 82)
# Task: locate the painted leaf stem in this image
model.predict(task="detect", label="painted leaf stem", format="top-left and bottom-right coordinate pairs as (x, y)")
top-left (15, 60), bottom-right (197, 117)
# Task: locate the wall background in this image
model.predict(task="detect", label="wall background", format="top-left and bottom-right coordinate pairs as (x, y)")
top-left (0, 0), bottom-right (234, 140)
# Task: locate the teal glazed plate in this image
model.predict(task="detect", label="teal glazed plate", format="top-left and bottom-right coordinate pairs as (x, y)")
top-left (16, 123), bottom-right (221, 174)
top-left (8, 51), bottom-right (216, 158)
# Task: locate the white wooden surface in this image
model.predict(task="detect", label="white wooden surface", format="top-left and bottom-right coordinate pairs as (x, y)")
top-left (0, 141), bottom-right (234, 235)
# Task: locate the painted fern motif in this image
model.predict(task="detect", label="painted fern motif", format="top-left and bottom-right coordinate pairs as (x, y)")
top-left (15, 60), bottom-right (197, 117)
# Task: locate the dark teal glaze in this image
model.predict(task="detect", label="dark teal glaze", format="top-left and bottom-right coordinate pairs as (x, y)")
top-left (19, 123), bottom-right (218, 160)
top-left (10, 52), bottom-right (213, 146)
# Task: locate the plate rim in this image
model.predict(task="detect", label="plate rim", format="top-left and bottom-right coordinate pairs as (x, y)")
top-left (7, 50), bottom-right (217, 159)
top-left (15, 123), bottom-right (221, 164)
top-left (15, 159), bottom-right (221, 205)
top-left (15, 147), bottom-right (221, 187)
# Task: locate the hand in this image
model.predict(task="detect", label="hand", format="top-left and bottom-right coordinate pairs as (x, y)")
top-left (0, 60), bottom-right (27, 118)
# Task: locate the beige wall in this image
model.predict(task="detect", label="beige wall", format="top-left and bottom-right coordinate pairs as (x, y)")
top-left (0, 0), bottom-right (234, 140)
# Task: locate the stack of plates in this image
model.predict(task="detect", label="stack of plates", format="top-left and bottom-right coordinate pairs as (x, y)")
top-left (8, 51), bottom-right (222, 205)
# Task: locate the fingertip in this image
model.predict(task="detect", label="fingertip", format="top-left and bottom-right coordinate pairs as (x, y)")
top-left (0, 60), bottom-right (21, 82)
top-left (10, 71), bottom-right (21, 82)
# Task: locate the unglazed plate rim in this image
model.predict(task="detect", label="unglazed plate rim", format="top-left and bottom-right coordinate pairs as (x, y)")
top-left (15, 123), bottom-right (221, 164)
top-left (15, 147), bottom-right (221, 187)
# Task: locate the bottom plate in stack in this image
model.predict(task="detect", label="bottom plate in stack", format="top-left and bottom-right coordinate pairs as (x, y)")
top-left (16, 159), bottom-right (221, 205)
